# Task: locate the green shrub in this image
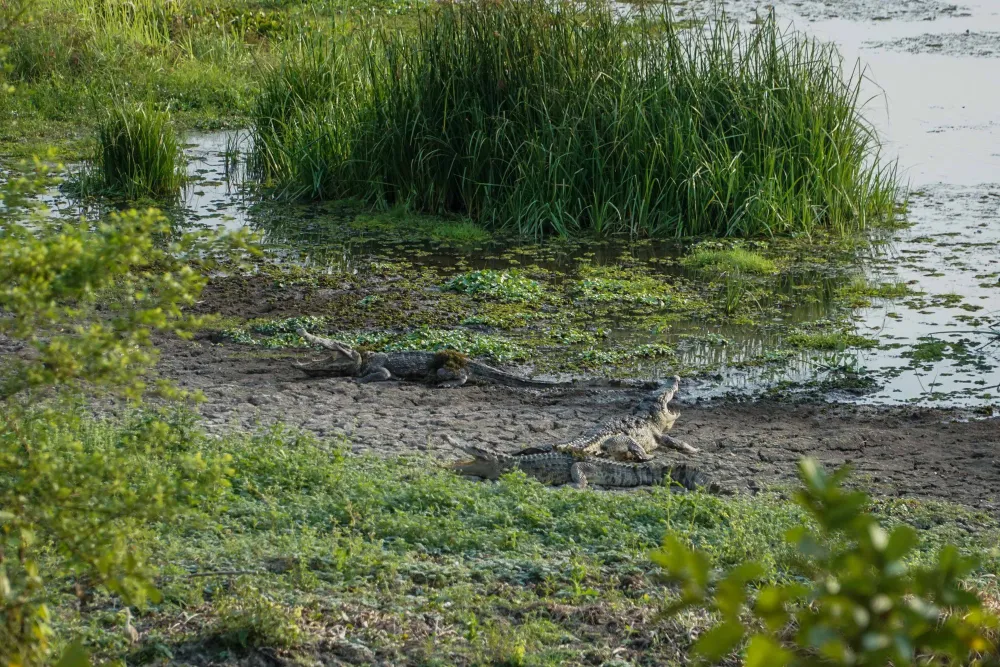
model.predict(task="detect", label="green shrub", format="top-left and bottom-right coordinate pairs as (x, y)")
top-left (0, 159), bottom-right (249, 665)
top-left (250, 0), bottom-right (898, 238)
top-left (212, 581), bottom-right (306, 649)
top-left (654, 459), bottom-right (999, 665)
top-left (95, 100), bottom-right (184, 198)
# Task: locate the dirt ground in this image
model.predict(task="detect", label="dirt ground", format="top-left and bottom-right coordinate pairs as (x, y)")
top-left (149, 334), bottom-right (1000, 511)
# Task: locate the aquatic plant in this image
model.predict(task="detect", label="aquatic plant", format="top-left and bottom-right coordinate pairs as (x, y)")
top-left (249, 0), bottom-right (899, 239)
top-left (682, 247), bottom-right (777, 275)
top-left (443, 270), bottom-right (542, 303)
top-left (95, 100), bottom-right (184, 198)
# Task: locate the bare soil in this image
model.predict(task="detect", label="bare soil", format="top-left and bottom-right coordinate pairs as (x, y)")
top-left (154, 333), bottom-right (1000, 510)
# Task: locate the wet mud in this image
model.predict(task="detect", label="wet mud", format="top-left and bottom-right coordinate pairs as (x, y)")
top-left (148, 334), bottom-right (1000, 510)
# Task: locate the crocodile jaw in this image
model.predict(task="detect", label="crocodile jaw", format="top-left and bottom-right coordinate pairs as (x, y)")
top-left (450, 458), bottom-right (503, 479)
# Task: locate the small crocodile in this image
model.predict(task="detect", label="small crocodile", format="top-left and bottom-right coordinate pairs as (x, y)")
top-left (293, 329), bottom-right (571, 388)
top-left (447, 437), bottom-right (709, 490)
top-left (515, 375), bottom-right (697, 462)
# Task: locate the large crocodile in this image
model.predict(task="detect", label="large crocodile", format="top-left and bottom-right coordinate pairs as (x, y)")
top-left (447, 438), bottom-right (709, 490)
top-left (514, 375), bottom-right (698, 461)
top-left (293, 328), bottom-right (571, 388)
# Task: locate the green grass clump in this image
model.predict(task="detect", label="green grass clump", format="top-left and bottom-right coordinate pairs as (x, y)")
top-left (682, 247), bottom-right (778, 275)
top-left (250, 0), bottom-right (898, 238)
top-left (839, 276), bottom-right (913, 306)
top-left (95, 101), bottom-right (184, 198)
top-left (786, 329), bottom-right (879, 350)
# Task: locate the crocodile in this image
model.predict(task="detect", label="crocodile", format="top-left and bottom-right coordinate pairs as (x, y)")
top-left (293, 328), bottom-right (572, 388)
top-left (446, 437), bottom-right (709, 490)
top-left (513, 375), bottom-right (698, 462)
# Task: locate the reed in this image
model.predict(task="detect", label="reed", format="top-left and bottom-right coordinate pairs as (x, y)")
top-left (250, 0), bottom-right (899, 238)
top-left (96, 100), bottom-right (184, 198)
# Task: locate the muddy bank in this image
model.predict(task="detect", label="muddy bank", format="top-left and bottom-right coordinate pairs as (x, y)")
top-left (151, 334), bottom-right (1000, 510)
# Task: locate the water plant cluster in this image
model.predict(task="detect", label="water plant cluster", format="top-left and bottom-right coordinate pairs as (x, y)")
top-left (249, 0), bottom-right (898, 238)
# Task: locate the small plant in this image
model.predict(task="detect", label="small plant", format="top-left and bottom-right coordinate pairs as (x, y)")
top-left (443, 270), bottom-right (542, 303)
top-left (212, 580), bottom-right (306, 649)
top-left (95, 100), bottom-right (184, 199)
top-left (654, 459), bottom-right (999, 665)
top-left (682, 247), bottom-right (777, 275)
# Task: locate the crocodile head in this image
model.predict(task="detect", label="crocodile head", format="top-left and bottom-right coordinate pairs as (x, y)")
top-left (638, 375), bottom-right (681, 430)
top-left (292, 349), bottom-right (364, 377)
top-left (445, 437), bottom-right (506, 479)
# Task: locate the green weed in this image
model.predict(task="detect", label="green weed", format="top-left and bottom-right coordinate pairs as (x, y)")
top-left (786, 329), bottom-right (879, 350)
top-left (443, 270), bottom-right (542, 303)
top-left (210, 581), bottom-right (307, 649)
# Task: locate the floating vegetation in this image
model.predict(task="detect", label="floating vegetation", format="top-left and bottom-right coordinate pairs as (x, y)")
top-left (443, 270), bottom-right (542, 303)
top-left (786, 329), bottom-right (880, 350)
top-left (249, 0), bottom-right (899, 239)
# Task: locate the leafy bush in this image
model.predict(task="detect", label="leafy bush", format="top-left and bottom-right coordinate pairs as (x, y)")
top-left (250, 0), bottom-right (898, 238)
top-left (0, 159), bottom-right (248, 664)
top-left (211, 580), bottom-right (306, 649)
top-left (654, 459), bottom-right (999, 665)
top-left (94, 100), bottom-right (184, 198)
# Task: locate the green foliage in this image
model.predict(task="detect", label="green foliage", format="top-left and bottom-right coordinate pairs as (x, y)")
top-left (0, 170), bottom-right (222, 398)
top-left (443, 270), bottom-right (542, 303)
top-left (785, 329), bottom-right (879, 350)
top-left (0, 155), bottom-right (249, 664)
top-left (250, 0), bottom-right (898, 238)
top-left (211, 580), bottom-right (306, 649)
top-left (653, 459), bottom-right (1000, 666)
top-left (682, 247), bottom-right (778, 275)
top-left (0, 406), bottom-right (233, 665)
top-left (93, 100), bottom-right (184, 199)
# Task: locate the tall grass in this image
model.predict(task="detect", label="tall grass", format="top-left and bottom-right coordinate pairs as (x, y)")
top-left (96, 100), bottom-right (184, 198)
top-left (249, 0), bottom-right (899, 239)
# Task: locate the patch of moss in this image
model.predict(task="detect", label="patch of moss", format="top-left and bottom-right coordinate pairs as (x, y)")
top-left (682, 246), bottom-right (777, 275)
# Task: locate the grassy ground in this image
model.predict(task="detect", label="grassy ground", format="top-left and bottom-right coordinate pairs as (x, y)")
top-left (0, 0), bottom-right (422, 157)
top-left (46, 410), bottom-right (1000, 665)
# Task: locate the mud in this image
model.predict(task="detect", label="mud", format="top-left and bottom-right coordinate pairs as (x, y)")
top-left (869, 30), bottom-right (1000, 56)
top-left (151, 334), bottom-right (1000, 510)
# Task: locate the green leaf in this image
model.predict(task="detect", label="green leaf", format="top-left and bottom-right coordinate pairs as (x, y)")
top-left (692, 621), bottom-right (744, 662)
top-left (54, 642), bottom-right (91, 667)
top-left (744, 635), bottom-right (792, 667)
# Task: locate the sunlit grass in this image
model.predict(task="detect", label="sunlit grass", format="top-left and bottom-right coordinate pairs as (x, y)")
top-left (94, 100), bottom-right (184, 198)
top-left (249, 0), bottom-right (899, 239)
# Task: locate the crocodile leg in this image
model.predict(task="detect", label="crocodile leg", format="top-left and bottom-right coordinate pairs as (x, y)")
top-left (599, 434), bottom-right (653, 462)
top-left (436, 367), bottom-right (469, 388)
top-left (357, 366), bottom-right (392, 383)
top-left (657, 433), bottom-right (699, 455)
top-left (570, 462), bottom-right (595, 489)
